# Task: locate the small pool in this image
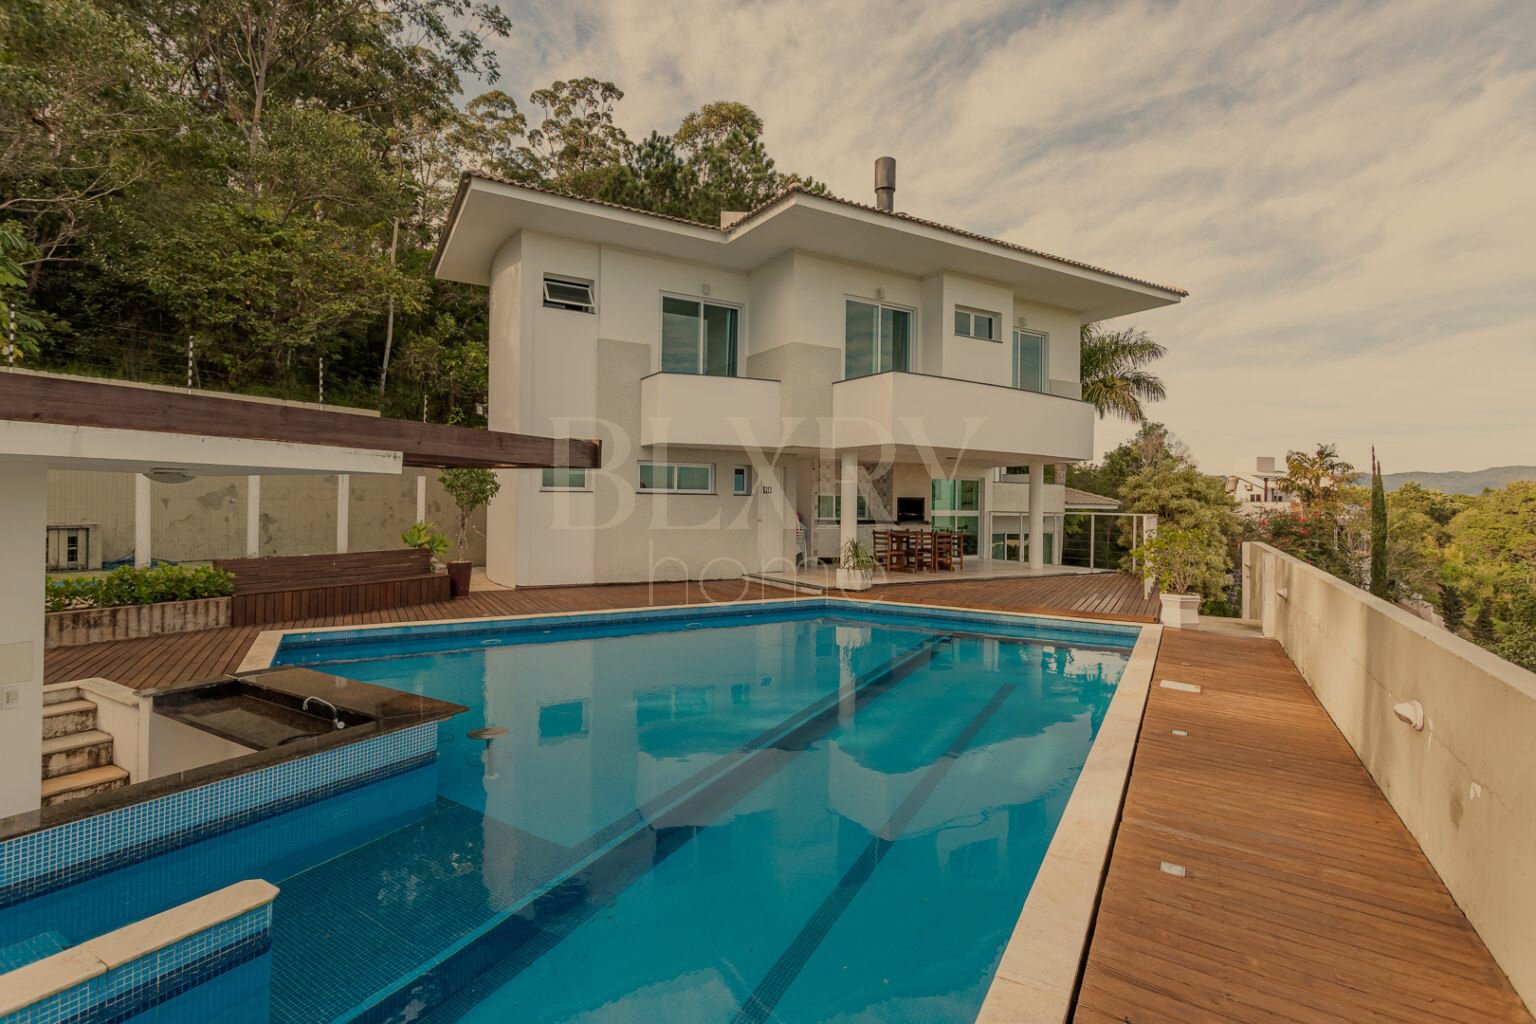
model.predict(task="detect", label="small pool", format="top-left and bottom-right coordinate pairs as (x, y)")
top-left (2, 601), bottom-right (1138, 1023)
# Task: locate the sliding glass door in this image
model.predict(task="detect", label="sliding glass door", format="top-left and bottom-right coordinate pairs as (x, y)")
top-left (932, 478), bottom-right (981, 556)
top-left (845, 300), bottom-right (912, 378)
top-left (662, 297), bottom-right (739, 376)
top-left (990, 512), bottom-right (1054, 563)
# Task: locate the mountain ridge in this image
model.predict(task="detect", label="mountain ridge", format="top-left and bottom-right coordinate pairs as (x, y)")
top-left (1382, 465), bottom-right (1536, 495)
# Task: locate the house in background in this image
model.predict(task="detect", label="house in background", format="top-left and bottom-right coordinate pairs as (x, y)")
top-left (1227, 456), bottom-right (1297, 516)
top-left (432, 160), bottom-right (1186, 587)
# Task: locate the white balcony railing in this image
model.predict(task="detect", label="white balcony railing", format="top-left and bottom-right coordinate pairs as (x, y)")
top-left (831, 371), bottom-right (1094, 461)
top-left (639, 372), bottom-right (782, 449)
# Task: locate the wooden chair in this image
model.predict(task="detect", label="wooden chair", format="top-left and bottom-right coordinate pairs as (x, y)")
top-left (908, 530), bottom-right (934, 572)
top-left (934, 530), bottom-right (955, 571)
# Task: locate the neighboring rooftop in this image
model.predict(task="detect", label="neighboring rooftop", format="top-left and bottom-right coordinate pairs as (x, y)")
top-left (1064, 487), bottom-right (1121, 509)
top-left (433, 174), bottom-right (1187, 321)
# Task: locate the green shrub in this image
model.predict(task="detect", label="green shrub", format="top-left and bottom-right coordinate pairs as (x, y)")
top-left (1132, 526), bottom-right (1230, 600)
top-left (401, 521), bottom-right (449, 558)
top-left (45, 564), bottom-right (234, 612)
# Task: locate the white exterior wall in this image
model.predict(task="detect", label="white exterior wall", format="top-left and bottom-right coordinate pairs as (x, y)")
top-left (0, 463), bottom-right (46, 819)
top-left (481, 233), bottom-right (1097, 587)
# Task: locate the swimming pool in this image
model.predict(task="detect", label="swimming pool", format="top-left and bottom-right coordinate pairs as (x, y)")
top-left (2, 601), bottom-right (1141, 1023)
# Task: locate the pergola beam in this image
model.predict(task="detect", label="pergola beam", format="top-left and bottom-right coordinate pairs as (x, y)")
top-left (0, 373), bottom-right (601, 471)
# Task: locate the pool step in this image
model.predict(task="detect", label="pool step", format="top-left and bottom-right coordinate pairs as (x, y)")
top-left (41, 729), bottom-right (115, 780)
top-left (43, 699), bottom-right (99, 739)
top-left (41, 764), bottom-right (129, 806)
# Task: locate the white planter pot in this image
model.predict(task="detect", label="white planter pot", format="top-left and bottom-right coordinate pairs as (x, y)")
top-left (1160, 592), bottom-right (1200, 628)
top-left (836, 568), bottom-right (873, 592)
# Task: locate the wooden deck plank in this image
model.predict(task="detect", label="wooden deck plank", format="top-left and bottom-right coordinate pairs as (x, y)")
top-left (1072, 628), bottom-right (1531, 1024)
top-left (44, 571), bottom-right (1155, 690)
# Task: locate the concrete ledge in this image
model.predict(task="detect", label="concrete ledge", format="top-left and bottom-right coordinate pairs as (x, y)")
top-left (45, 597), bottom-right (231, 649)
top-left (976, 623), bottom-right (1162, 1023)
top-left (0, 879), bottom-right (277, 1014)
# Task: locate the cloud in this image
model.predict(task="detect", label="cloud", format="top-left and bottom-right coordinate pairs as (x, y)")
top-left (479, 0), bottom-right (1536, 474)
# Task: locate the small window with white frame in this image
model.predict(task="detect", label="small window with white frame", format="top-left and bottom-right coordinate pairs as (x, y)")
top-left (543, 275), bottom-right (596, 313)
top-left (732, 465), bottom-right (752, 495)
top-left (954, 306), bottom-right (999, 341)
top-left (541, 467), bottom-right (589, 490)
top-left (639, 461), bottom-right (715, 494)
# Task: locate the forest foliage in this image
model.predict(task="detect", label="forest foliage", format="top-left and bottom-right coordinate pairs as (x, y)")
top-left (0, 0), bottom-right (821, 421)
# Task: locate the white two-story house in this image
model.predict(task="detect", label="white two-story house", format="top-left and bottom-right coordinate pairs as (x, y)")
top-left (1227, 457), bottom-right (1298, 517)
top-left (431, 162), bottom-right (1186, 587)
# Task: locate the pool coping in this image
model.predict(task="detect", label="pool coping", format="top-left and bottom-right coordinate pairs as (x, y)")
top-left (235, 595), bottom-right (1143, 673)
top-left (976, 621), bottom-right (1162, 1023)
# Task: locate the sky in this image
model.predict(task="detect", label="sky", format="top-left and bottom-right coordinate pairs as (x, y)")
top-left (473, 0), bottom-right (1536, 476)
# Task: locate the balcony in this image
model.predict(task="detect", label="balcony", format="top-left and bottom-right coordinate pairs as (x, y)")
top-left (830, 371), bottom-right (1094, 461)
top-left (639, 372), bottom-right (782, 450)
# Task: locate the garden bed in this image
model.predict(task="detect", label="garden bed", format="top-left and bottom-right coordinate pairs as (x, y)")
top-left (46, 596), bottom-right (232, 648)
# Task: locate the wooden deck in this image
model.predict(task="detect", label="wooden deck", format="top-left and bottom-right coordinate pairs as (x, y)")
top-left (1073, 628), bottom-right (1532, 1024)
top-left (45, 571), bottom-right (1157, 691)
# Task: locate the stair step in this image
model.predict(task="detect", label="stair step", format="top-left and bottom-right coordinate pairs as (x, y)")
top-left (41, 765), bottom-right (129, 807)
top-left (41, 729), bottom-right (114, 780)
top-left (42, 699), bottom-right (98, 740)
top-left (42, 687), bottom-right (81, 707)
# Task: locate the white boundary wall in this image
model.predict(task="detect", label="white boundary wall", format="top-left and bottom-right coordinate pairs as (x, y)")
top-left (1242, 541), bottom-right (1536, 1011)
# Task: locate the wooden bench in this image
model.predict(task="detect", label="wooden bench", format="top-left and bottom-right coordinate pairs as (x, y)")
top-left (213, 550), bottom-right (452, 627)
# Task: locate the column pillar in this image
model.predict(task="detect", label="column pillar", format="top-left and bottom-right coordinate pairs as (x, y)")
top-left (0, 463), bottom-right (47, 818)
top-left (245, 476), bottom-right (261, 557)
top-left (336, 474), bottom-right (350, 554)
top-left (839, 451), bottom-right (859, 558)
top-left (415, 474), bottom-right (427, 524)
top-left (134, 473), bottom-right (151, 568)
top-left (1028, 461), bottom-right (1047, 571)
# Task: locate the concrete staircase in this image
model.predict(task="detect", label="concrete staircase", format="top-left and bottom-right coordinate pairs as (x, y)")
top-left (41, 687), bottom-right (128, 806)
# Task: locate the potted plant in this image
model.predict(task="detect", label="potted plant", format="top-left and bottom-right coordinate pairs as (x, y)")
top-left (437, 468), bottom-right (502, 597)
top-left (400, 521), bottom-right (449, 567)
top-left (836, 538), bottom-right (875, 592)
top-left (1133, 526), bottom-right (1225, 628)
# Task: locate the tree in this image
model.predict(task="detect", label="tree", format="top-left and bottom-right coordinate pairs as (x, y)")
top-left (1079, 323), bottom-right (1167, 421)
top-left (1279, 443), bottom-right (1356, 508)
top-left (1470, 605), bottom-right (1497, 646)
top-left (675, 101), bottom-right (764, 153)
top-left (438, 467), bottom-right (501, 556)
top-left (1068, 422), bottom-right (1185, 500)
top-left (1369, 448), bottom-right (1389, 599)
top-left (1439, 583), bottom-right (1466, 633)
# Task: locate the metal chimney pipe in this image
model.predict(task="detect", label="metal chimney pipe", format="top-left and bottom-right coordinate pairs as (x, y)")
top-left (874, 157), bottom-right (896, 212)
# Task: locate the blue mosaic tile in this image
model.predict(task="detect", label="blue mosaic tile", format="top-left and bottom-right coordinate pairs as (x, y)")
top-left (0, 725), bottom-right (438, 908)
top-left (0, 906), bottom-right (272, 1024)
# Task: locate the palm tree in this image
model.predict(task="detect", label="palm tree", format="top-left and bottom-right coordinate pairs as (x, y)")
top-left (1080, 323), bottom-right (1167, 421)
top-left (1279, 443), bottom-right (1356, 507)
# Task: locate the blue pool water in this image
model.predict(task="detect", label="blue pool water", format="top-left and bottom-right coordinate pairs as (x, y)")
top-left (1, 604), bottom-right (1135, 1023)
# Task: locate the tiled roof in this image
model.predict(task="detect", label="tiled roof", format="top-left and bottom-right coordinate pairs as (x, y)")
top-left (441, 173), bottom-right (1188, 297)
top-left (1064, 487), bottom-right (1122, 508)
top-left (727, 185), bottom-right (1189, 297)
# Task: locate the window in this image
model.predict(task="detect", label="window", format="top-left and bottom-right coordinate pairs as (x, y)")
top-left (733, 466), bottom-right (752, 496)
top-left (954, 306), bottom-right (998, 341)
top-left (844, 299), bottom-right (912, 378)
top-left (639, 461), bottom-right (714, 494)
top-left (815, 494), bottom-right (868, 520)
top-left (541, 467), bottom-right (588, 490)
top-left (543, 275), bottom-right (595, 313)
top-left (662, 296), bottom-right (739, 376)
top-left (1011, 329), bottom-right (1047, 392)
top-left (538, 700), bottom-right (589, 743)
top-left (931, 478), bottom-right (981, 511)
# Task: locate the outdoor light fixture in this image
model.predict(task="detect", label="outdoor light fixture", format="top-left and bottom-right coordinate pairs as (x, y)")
top-left (144, 468), bottom-right (195, 484)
